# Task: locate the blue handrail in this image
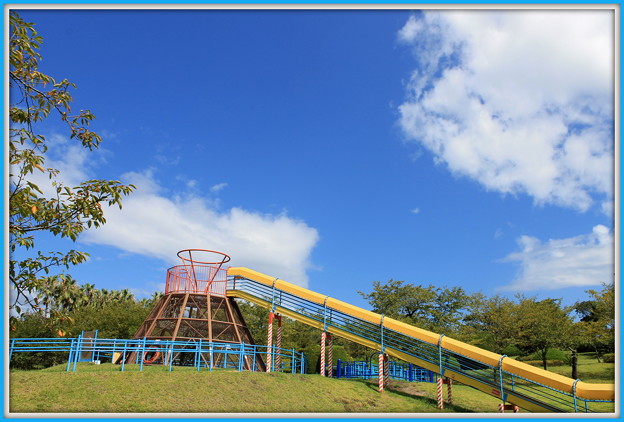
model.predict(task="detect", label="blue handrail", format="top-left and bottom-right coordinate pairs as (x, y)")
top-left (335, 359), bottom-right (435, 383)
top-left (9, 336), bottom-right (307, 374)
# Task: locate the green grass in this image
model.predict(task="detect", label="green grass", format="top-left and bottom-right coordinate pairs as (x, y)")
top-left (9, 363), bottom-right (462, 414)
top-left (9, 356), bottom-right (615, 414)
top-left (381, 379), bottom-right (505, 413)
top-left (503, 352), bottom-right (615, 413)
top-left (539, 353), bottom-right (615, 383)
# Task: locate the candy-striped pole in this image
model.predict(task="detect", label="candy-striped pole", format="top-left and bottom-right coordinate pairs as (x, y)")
top-left (378, 353), bottom-right (384, 392)
top-left (320, 331), bottom-right (326, 377)
top-left (327, 333), bottom-right (333, 378)
top-left (437, 377), bottom-right (444, 409)
top-left (275, 315), bottom-right (282, 371)
top-left (447, 378), bottom-right (453, 404)
top-left (266, 312), bottom-right (274, 372)
top-left (499, 404), bottom-right (519, 413)
top-left (384, 354), bottom-right (389, 388)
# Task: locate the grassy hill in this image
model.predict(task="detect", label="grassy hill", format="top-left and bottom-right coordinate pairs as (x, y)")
top-left (10, 363), bottom-right (503, 414)
top-left (9, 354), bottom-right (615, 414)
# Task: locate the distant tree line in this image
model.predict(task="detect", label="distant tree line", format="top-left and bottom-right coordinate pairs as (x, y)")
top-left (9, 283), bottom-right (161, 370)
top-left (10, 278), bottom-right (613, 375)
top-left (358, 280), bottom-right (615, 373)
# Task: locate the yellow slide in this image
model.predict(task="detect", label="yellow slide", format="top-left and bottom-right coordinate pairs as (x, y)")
top-left (227, 267), bottom-right (615, 413)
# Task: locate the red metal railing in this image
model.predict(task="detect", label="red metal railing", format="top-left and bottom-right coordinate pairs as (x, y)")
top-left (164, 264), bottom-right (227, 296)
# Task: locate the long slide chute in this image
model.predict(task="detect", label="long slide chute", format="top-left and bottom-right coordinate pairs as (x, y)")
top-left (226, 267), bottom-right (614, 413)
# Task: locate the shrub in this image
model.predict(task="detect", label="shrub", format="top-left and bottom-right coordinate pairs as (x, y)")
top-left (10, 313), bottom-right (66, 370)
top-left (10, 350), bottom-right (67, 370)
top-left (502, 345), bottom-right (522, 357)
top-left (545, 349), bottom-right (568, 361)
top-left (602, 353), bottom-right (615, 363)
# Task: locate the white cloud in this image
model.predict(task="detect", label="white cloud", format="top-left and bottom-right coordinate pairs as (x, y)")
top-left (411, 208), bottom-right (420, 214)
top-left (15, 134), bottom-right (319, 288)
top-left (81, 171), bottom-right (319, 288)
top-left (500, 225), bottom-right (614, 291)
top-left (210, 182), bottom-right (228, 193)
top-left (398, 10), bottom-right (614, 213)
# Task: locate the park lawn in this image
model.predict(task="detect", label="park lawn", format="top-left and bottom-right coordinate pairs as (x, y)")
top-left (382, 351), bottom-right (617, 414)
top-left (9, 363), bottom-right (461, 414)
top-left (378, 379), bottom-right (506, 413)
top-left (9, 355), bottom-right (616, 414)
top-left (538, 353), bottom-right (615, 383)
top-left (529, 353), bottom-right (616, 413)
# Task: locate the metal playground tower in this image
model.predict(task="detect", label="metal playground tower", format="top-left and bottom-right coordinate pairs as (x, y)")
top-left (126, 249), bottom-right (264, 370)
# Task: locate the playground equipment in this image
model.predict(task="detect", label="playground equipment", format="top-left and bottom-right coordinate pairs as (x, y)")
top-left (335, 358), bottom-right (435, 383)
top-left (226, 267), bottom-right (615, 413)
top-left (10, 335), bottom-right (306, 373)
top-left (121, 250), bottom-right (263, 370)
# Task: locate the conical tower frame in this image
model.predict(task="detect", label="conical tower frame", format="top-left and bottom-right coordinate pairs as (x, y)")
top-left (128, 249), bottom-right (265, 371)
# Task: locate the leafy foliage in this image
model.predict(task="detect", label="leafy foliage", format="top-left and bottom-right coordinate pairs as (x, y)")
top-left (9, 313), bottom-right (67, 370)
top-left (63, 300), bottom-right (153, 339)
top-left (463, 294), bottom-right (517, 353)
top-left (9, 11), bottom-right (135, 320)
top-left (358, 277), bottom-right (614, 373)
top-left (10, 290), bottom-right (159, 370)
top-left (358, 279), bottom-right (471, 337)
top-left (574, 283), bottom-right (615, 361)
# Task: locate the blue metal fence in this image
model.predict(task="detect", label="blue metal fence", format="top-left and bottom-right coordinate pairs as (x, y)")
top-left (10, 335), bottom-right (307, 374)
top-left (335, 359), bottom-right (435, 383)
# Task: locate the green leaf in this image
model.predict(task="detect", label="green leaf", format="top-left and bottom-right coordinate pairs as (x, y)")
top-left (9, 11), bottom-right (135, 318)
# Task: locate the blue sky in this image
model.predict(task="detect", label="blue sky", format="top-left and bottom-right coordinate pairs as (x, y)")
top-left (11, 7), bottom-right (616, 310)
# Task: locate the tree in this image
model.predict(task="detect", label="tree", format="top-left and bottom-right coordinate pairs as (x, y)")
top-left (358, 279), bottom-right (436, 324)
top-left (10, 290), bottom-right (158, 369)
top-left (236, 300), bottom-right (271, 346)
top-left (9, 12), bottom-right (135, 320)
top-left (574, 283), bottom-right (615, 362)
top-left (64, 299), bottom-right (152, 339)
top-left (464, 294), bottom-right (517, 354)
top-left (358, 279), bottom-right (471, 336)
top-left (9, 313), bottom-right (68, 369)
top-left (513, 296), bottom-right (575, 370)
top-left (36, 275), bottom-right (74, 318)
top-left (429, 285), bottom-right (472, 337)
